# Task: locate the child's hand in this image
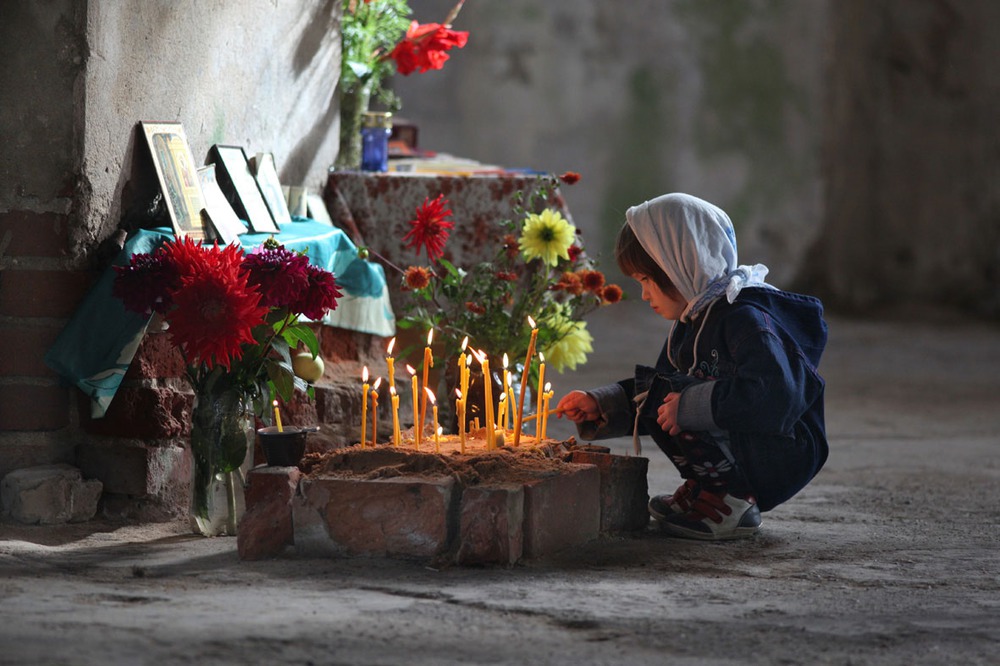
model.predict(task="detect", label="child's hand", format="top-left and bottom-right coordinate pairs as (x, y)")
top-left (556, 391), bottom-right (600, 424)
top-left (657, 392), bottom-right (682, 435)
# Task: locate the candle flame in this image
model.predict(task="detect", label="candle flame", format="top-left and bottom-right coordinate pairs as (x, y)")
top-left (461, 336), bottom-right (469, 351)
top-left (424, 387), bottom-right (436, 404)
top-left (471, 348), bottom-right (485, 363)
top-left (437, 426), bottom-right (443, 435)
top-left (527, 316), bottom-right (536, 329)
top-left (503, 353), bottom-right (509, 368)
top-left (372, 377), bottom-right (382, 390)
top-left (499, 393), bottom-right (507, 404)
top-left (539, 352), bottom-right (545, 363)
top-left (427, 329), bottom-right (434, 345)
top-left (506, 370), bottom-right (513, 383)
top-left (272, 399), bottom-right (278, 407)
top-left (455, 388), bottom-right (463, 399)
top-left (406, 364), bottom-right (416, 375)
top-left (387, 337), bottom-right (396, 355)
top-left (465, 355), bottom-right (472, 367)
top-left (544, 381), bottom-right (552, 391)
top-left (362, 366), bottom-right (369, 382)
top-left (390, 386), bottom-right (397, 396)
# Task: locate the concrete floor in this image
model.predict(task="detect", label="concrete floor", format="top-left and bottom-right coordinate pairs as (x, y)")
top-left (2, 300), bottom-right (998, 665)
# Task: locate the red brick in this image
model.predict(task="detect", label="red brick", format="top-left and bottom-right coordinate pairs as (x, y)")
top-left (293, 475), bottom-right (455, 559)
top-left (81, 386), bottom-right (190, 439)
top-left (0, 323), bottom-right (61, 377)
top-left (0, 210), bottom-right (71, 257)
top-left (568, 451), bottom-right (650, 533)
top-left (0, 384), bottom-right (69, 430)
top-left (76, 439), bottom-right (188, 499)
top-left (124, 331), bottom-right (186, 380)
top-left (522, 463), bottom-right (600, 558)
top-left (457, 484), bottom-right (524, 566)
top-left (238, 466), bottom-right (302, 560)
top-left (0, 269), bottom-right (94, 318)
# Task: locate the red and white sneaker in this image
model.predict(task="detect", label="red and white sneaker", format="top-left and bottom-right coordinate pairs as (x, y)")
top-left (647, 479), bottom-right (700, 520)
top-left (660, 490), bottom-right (761, 541)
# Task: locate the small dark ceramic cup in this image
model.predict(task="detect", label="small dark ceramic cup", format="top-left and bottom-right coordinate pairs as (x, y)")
top-left (257, 426), bottom-right (314, 467)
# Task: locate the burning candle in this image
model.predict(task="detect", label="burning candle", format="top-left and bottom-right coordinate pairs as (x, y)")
top-left (476, 350), bottom-right (495, 451)
top-left (513, 317), bottom-right (538, 447)
top-left (360, 366), bottom-right (369, 448)
top-left (535, 352), bottom-right (546, 440)
top-left (426, 388), bottom-right (439, 453)
top-left (390, 386), bottom-right (400, 446)
top-left (458, 336), bottom-right (469, 397)
top-left (502, 354), bottom-right (511, 429)
top-left (497, 392), bottom-right (507, 434)
top-left (272, 400), bottom-right (283, 432)
top-left (370, 377), bottom-right (382, 446)
top-left (407, 365), bottom-right (420, 449)
top-left (541, 382), bottom-right (553, 442)
top-left (386, 337), bottom-right (396, 391)
top-left (506, 371), bottom-right (516, 430)
top-left (420, 329), bottom-right (434, 439)
top-left (455, 389), bottom-right (466, 454)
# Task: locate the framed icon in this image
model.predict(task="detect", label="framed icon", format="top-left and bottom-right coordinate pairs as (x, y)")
top-left (206, 144), bottom-right (279, 234)
top-left (251, 152), bottom-right (292, 226)
top-left (140, 121), bottom-right (207, 240)
top-left (197, 164), bottom-right (246, 246)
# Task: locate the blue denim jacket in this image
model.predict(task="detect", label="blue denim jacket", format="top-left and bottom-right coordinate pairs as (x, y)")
top-left (582, 287), bottom-right (829, 511)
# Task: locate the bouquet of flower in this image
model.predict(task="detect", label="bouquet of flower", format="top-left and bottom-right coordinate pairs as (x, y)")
top-left (340, 0), bottom-right (469, 111)
top-left (394, 172), bottom-right (623, 377)
top-left (112, 236), bottom-right (342, 412)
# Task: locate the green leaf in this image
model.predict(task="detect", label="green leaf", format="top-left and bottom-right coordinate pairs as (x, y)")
top-left (266, 359), bottom-right (296, 402)
top-left (284, 323), bottom-right (319, 357)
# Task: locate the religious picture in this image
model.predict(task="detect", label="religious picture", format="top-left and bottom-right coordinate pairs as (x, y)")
top-left (252, 152), bottom-right (293, 226)
top-left (206, 144), bottom-right (280, 234)
top-left (197, 164), bottom-right (246, 247)
top-left (140, 122), bottom-right (207, 240)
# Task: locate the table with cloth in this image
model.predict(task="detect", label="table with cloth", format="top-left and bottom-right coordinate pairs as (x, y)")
top-left (45, 217), bottom-right (394, 418)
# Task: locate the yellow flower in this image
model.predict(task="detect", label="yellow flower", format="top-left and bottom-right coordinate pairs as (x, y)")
top-left (541, 309), bottom-right (593, 373)
top-left (519, 209), bottom-right (576, 267)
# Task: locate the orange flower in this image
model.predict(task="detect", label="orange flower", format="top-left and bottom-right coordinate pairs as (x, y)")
top-left (601, 284), bottom-right (623, 304)
top-left (404, 265), bottom-right (432, 290)
top-left (402, 194), bottom-right (454, 262)
top-left (559, 171), bottom-right (581, 185)
top-left (465, 301), bottom-right (486, 315)
top-left (580, 269), bottom-right (605, 293)
top-left (556, 271), bottom-right (583, 295)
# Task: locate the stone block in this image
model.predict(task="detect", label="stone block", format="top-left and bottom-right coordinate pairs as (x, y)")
top-left (568, 451), bottom-right (650, 533)
top-left (238, 466), bottom-right (302, 560)
top-left (456, 484), bottom-right (524, 566)
top-left (293, 475), bottom-right (455, 559)
top-left (522, 463), bottom-right (600, 559)
top-left (1, 464), bottom-right (102, 524)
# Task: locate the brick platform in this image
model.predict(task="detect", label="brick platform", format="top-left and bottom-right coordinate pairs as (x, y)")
top-left (238, 444), bottom-right (650, 565)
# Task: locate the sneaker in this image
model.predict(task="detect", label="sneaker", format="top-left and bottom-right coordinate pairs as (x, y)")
top-left (647, 479), bottom-right (700, 520)
top-left (660, 491), bottom-right (761, 541)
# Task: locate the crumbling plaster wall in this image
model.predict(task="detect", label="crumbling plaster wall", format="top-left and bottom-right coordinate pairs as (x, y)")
top-left (394, 0), bottom-right (828, 289)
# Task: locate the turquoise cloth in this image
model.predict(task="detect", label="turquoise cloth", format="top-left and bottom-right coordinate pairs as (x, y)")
top-left (45, 218), bottom-right (394, 418)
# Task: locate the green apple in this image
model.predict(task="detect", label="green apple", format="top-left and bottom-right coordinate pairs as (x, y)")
top-left (292, 352), bottom-right (325, 383)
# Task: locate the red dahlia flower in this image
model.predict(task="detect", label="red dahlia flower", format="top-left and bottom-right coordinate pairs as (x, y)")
top-left (389, 22), bottom-right (469, 76)
top-left (243, 246), bottom-right (311, 308)
top-left (166, 245), bottom-right (269, 371)
top-left (559, 171), bottom-right (581, 185)
top-left (402, 194), bottom-right (454, 262)
top-left (112, 250), bottom-right (180, 315)
top-left (289, 264), bottom-right (343, 321)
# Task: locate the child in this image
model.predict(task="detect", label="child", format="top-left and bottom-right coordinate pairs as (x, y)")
top-left (556, 193), bottom-right (828, 540)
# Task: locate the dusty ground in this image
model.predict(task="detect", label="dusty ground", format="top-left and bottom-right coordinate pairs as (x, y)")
top-left (2, 301), bottom-right (998, 665)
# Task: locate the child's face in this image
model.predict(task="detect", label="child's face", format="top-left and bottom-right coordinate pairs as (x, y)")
top-left (633, 273), bottom-right (688, 321)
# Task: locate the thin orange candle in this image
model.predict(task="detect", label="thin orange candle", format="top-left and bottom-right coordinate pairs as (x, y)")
top-left (426, 388), bottom-right (439, 453)
top-left (390, 386), bottom-right (400, 446)
top-left (360, 366), bottom-right (369, 448)
top-left (502, 354), bottom-right (511, 429)
top-left (474, 350), bottom-right (495, 451)
top-left (506, 371), bottom-right (516, 430)
top-left (370, 377), bottom-right (382, 446)
top-left (535, 352), bottom-right (546, 441)
top-left (541, 382), bottom-right (553, 441)
top-left (459, 337), bottom-right (470, 398)
top-left (272, 400), bottom-right (283, 432)
top-left (386, 337), bottom-right (396, 390)
top-left (420, 329), bottom-right (434, 438)
top-left (513, 317), bottom-right (538, 447)
top-left (455, 388), bottom-right (466, 454)
top-left (497, 392), bottom-right (507, 435)
top-left (407, 364), bottom-right (420, 449)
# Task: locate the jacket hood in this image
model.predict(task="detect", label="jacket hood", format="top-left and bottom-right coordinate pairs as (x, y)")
top-left (739, 288), bottom-right (828, 368)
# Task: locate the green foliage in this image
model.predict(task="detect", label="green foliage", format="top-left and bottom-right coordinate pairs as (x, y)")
top-left (340, 0), bottom-right (412, 108)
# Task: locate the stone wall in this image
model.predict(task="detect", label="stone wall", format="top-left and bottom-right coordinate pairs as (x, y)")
top-left (0, 0), bottom-right (348, 516)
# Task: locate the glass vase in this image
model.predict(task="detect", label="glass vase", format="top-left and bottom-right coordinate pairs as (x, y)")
top-left (188, 384), bottom-right (253, 537)
top-left (334, 83), bottom-right (372, 171)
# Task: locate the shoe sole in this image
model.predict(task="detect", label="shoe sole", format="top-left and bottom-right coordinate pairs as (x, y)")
top-left (660, 522), bottom-right (760, 541)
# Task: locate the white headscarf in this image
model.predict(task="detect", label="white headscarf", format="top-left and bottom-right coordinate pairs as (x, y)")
top-left (625, 193), bottom-right (772, 323)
